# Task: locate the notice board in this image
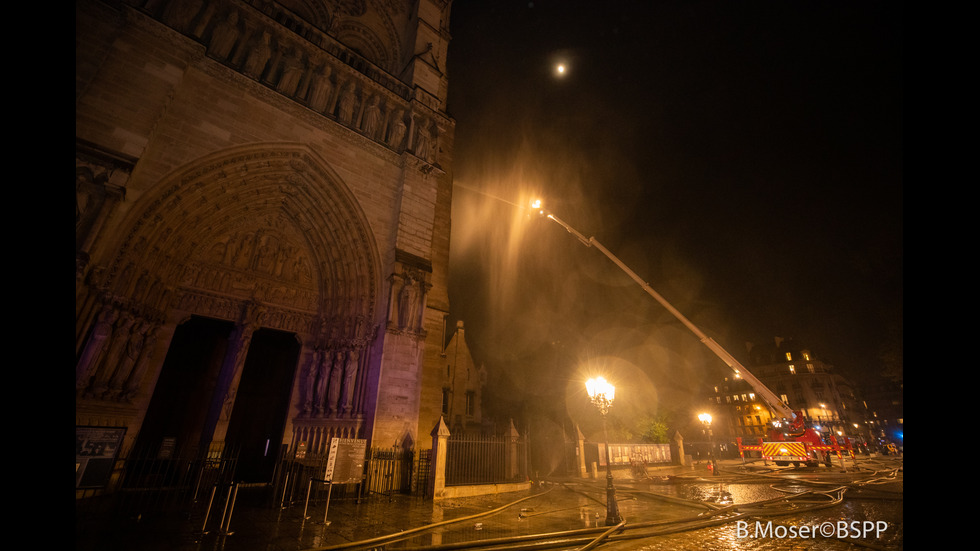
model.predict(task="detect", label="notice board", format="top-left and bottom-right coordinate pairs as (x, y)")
top-left (325, 438), bottom-right (366, 484)
top-left (76, 426), bottom-right (126, 489)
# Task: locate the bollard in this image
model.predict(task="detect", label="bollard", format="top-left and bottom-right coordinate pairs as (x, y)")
top-left (220, 482), bottom-right (239, 535)
top-left (303, 477), bottom-right (314, 519)
top-left (280, 472), bottom-right (291, 509)
top-left (200, 485), bottom-right (217, 536)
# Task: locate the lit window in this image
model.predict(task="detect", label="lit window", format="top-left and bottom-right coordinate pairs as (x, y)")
top-left (803, 352), bottom-right (811, 361)
top-left (806, 363), bottom-right (815, 373)
top-left (788, 365), bottom-right (796, 374)
top-left (785, 352), bottom-right (793, 361)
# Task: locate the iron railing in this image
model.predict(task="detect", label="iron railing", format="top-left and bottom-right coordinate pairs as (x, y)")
top-left (272, 446), bottom-right (431, 506)
top-left (75, 442), bottom-right (239, 529)
top-left (445, 433), bottom-right (527, 486)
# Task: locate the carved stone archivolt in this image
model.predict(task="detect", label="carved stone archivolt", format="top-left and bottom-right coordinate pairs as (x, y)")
top-left (76, 144), bottom-right (382, 407)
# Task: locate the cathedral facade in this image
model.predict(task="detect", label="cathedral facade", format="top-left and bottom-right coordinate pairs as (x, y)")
top-left (76, 0), bottom-right (455, 483)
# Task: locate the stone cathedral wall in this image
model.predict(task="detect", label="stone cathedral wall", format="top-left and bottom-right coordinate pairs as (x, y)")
top-left (76, 0), bottom-right (456, 472)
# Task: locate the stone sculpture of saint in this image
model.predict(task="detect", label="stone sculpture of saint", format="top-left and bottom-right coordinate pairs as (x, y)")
top-left (315, 351), bottom-right (331, 414)
top-left (107, 320), bottom-right (147, 398)
top-left (327, 351), bottom-right (345, 415)
top-left (303, 349), bottom-right (321, 413)
top-left (415, 123), bottom-right (434, 162)
top-left (76, 304), bottom-right (118, 392)
top-left (242, 31), bottom-right (271, 79)
top-left (306, 65), bottom-right (334, 113)
top-left (121, 325), bottom-right (159, 402)
top-left (276, 47), bottom-right (304, 96)
top-left (337, 84), bottom-right (357, 125)
top-left (398, 276), bottom-right (420, 330)
top-left (89, 312), bottom-right (136, 398)
top-left (361, 95), bottom-right (381, 139)
top-left (207, 10), bottom-right (239, 61)
top-left (388, 110), bottom-right (406, 149)
top-left (342, 349), bottom-right (360, 412)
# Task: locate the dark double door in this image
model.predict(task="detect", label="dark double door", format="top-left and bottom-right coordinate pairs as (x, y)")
top-left (134, 316), bottom-right (299, 482)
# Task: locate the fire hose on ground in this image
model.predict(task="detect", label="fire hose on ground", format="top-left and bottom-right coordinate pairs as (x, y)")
top-left (302, 464), bottom-right (901, 551)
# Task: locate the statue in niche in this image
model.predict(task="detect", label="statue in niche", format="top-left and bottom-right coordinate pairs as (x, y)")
top-left (414, 122), bottom-right (433, 162)
top-left (306, 64), bottom-right (334, 113)
top-left (209, 241), bottom-right (227, 263)
top-left (207, 10), bottom-right (240, 61)
top-left (163, 0), bottom-right (203, 33)
top-left (303, 349), bottom-right (320, 413)
top-left (361, 95), bottom-right (382, 139)
top-left (276, 46), bottom-right (304, 96)
top-left (315, 350), bottom-right (331, 414)
top-left (242, 31), bottom-right (272, 79)
top-left (107, 319), bottom-right (148, 398)
top-left (233, 232), bottom-right (255, 269)
top-left (337, 84), bottom-right (357, 125)
top-left (398, 275), bottom-right (420, 330)
top-left (342, 349), bottom-right (360, 412)
top-left (76, 304), bottom-right (118, 392)
top-left (89, 312), bottom-right (136, 398)
top-left (290, 253), bottom-right (312, 283)
top-left (254, 234), bottom-right (278, 274)
top-left (327, 351), bottom-right (345, 415)
top-left (121, 324), bottom-right (160, 402)
top-left (387, 110), bottom-right (406, 149)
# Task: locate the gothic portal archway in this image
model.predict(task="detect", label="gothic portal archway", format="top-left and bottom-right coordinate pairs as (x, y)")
top-left (76, 143), bottom-right (383, 465)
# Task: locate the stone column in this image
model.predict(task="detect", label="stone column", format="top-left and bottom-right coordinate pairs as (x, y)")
top-left (672, 430), bottom-right (686, 466)
top-left (428, 416), bottom-right (450, 499)
top-left (505, 419), bottom-right (520, 481)
top-left (200, 303), bottom-right (263, 451)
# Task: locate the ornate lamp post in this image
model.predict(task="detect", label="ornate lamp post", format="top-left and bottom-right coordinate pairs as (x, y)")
top-left (586, 376), bottom-right (623, 526)
top-left (698, 413), bottom-right (718, 475)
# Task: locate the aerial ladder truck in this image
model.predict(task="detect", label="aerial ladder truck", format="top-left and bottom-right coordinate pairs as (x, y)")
top-left (537, 203), bottom-right (853, 467)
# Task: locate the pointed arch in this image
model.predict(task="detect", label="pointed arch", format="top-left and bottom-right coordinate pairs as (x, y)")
top-left (101, 143), bottom-right (382, 340)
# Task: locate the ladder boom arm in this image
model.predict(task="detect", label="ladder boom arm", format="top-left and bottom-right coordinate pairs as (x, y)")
top-left (546, 212), bottom-right (797, 421)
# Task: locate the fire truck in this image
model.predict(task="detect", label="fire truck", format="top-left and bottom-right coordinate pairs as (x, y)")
top-left (539, 206), bottom-right (854, 468)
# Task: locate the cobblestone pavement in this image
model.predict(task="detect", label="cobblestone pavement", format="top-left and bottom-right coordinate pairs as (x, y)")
top-left (76, 456), bottom-right (903, 551)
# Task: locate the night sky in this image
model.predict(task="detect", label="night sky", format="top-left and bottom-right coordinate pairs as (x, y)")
top-left (444, 1), bottom-right (902, 430)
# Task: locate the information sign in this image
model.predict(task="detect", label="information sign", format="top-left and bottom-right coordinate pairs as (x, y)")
top-left (325, 438), bottom-right (366, 484)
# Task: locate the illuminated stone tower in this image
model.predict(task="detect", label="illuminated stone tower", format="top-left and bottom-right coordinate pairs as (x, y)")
top-left (76, 0), bottom-right (455, 483)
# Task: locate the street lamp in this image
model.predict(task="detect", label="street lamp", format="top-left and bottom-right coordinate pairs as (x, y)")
top-left (586, 376), bottom-right (623, 526)
top-left (698, 413), bottom-right (718, 475)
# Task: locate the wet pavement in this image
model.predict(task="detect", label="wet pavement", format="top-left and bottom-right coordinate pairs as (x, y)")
top-left (76, 456), bottom-right (903, 550)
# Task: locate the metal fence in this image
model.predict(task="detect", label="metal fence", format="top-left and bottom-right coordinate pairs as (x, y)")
top-left (366, 447), bottom-right (432, 497)
top-left (271, 446), bottom-right (431, 506)
top-left (445, 433), bottom-right (527, 486)
top-left (76, 442), bottom-right (239, 526)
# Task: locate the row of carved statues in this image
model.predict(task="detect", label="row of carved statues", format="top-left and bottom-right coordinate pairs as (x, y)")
top-left (146, 0), bottom-right (440, 163)
top-left (76, 303), bottom-right (162, 402)
top-left (301, 345), bottom-right (366, 418)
